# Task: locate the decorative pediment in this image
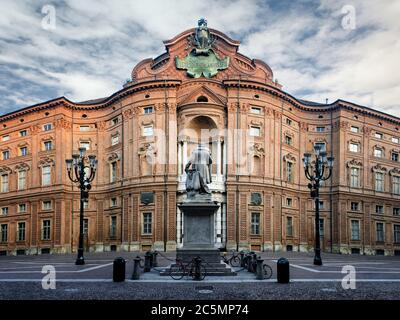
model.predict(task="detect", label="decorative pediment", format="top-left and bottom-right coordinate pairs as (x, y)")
top-left (38, 157), bottom-right (55, 167)
top-left (372, 164), bottom-right (387, 172)
top-left (179, 85), bottom-right (226, 106)
top-left (283, 153), bottom-right (296, 162)
top-left (0, 166), bottom-right (12, 174)
top-left (54, 118), bottom-right (72, 130)
top-left (107, 152), bottom-right (120, 162)
top-left (249, 143), bottom-right (265, 156)
top-left (138, 143), bottom-right (156, 157)
top-left (284, 130), bottom-right (294, 138)
top-left (389, 168), bottom-right (400, 176)
top-left (347, 159), bottom-right (363, 167)
top-left (15, 163), bottom-right (30, 172)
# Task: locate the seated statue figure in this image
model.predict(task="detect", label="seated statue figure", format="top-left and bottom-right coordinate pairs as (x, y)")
top-left (185, 144), bottom-right (212, 197)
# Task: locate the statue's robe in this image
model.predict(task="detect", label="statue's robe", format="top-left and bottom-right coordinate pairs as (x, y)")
top-left (185, 147), bottom-right (212, 194)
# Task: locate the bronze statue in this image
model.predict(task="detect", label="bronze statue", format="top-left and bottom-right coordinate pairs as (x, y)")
top-left (185, 144), bottom-right (212, 196)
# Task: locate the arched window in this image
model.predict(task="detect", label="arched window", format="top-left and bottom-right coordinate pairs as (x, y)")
top-left (197, 96), bottom-right (208, 102)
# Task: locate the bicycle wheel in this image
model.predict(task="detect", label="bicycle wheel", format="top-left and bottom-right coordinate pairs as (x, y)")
top-left (169, 263), bottom-right (184, 280)
top-left (230, 256), bottom-right (241, 267)
top-left (188, 264), bottom-right (206, 281)
top-left (263, 264), bottom-right (273, 279)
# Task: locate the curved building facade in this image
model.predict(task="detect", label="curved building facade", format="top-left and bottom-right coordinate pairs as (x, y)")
top-left (1, 22), bottom-right (400, 256)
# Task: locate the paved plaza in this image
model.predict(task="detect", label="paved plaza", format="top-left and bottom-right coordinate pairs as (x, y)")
top-left (0, 251), bottom-right (399, 299)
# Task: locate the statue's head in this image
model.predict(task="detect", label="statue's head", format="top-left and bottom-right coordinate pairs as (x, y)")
top-left (198, 18), bottom-right (207, 28)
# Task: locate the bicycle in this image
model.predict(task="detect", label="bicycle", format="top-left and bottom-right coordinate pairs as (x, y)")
top-left (221, 250), bottom-right (241, 267)
top-left (169, 256), bottom-right (207, 281)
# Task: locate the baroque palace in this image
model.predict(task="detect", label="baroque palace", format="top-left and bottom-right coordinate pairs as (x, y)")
top-left (1, 20), bottom-right (400, 256)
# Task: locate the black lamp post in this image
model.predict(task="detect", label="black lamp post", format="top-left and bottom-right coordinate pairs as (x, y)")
top-left (66, 147), bottom-right (97, 265)
top-left (302, 145), bottom-right (334, 266)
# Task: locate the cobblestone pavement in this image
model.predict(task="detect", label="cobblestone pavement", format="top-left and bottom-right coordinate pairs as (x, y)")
top-left (0, 251), bottom-right (399, 299)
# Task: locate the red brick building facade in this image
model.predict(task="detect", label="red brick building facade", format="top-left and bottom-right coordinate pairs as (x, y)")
top-left (1, 22), bottom-right (400, 256)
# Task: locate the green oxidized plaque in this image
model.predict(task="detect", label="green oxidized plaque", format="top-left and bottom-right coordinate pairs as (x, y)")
top-left (175, 18), bottom-right (230, 78)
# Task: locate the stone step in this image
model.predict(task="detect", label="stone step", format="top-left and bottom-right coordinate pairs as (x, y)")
top-left (159, 262), bottom-right (237, 276)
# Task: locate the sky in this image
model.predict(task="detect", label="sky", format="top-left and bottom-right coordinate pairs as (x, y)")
top-left (0, 0), bottom-right (399, 116)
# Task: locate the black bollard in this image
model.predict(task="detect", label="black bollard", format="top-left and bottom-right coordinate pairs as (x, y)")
top-left (144, 252), bottom-right (152, 272)
top-left (113, 257), bottom-right (126, 282)
top-left (256, 256), bottom-right (264, 280)
top-left (131, 256), bottom-right (141, 280)
top-left (240, 251), bottom-right (245, 268)
top-left (152, 251), bottom-right (158, 267)
top-left (246, 254), bottom-right (253, 272)
top-left (277, 257), bottom-right (290, 283)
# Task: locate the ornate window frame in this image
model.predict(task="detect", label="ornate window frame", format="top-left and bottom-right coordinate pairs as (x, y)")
top-left (347, 159), bottom-right (363, 188)
top-left (372, 164), bottom-right (387, 192)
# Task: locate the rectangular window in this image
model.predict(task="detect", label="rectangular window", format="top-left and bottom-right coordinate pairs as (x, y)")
top-left (319, 219), bottom-right (324, 237)
top-left (249, 126), bottom-right (261, 137)
top-left (392, 152), bottom-right (399, 162)
top-left (376, 223), bottom-right (384, 242)
top-left (393, 176), bottom-right (400, 195)
top-left (350, 167), bottom-right (360, 188)
top-left (42, 165), bottom-right (51, 186)
top-left (1, 174), bottom-right (8, 192)
top-left (83, 201), bottom-right (89, 210)
top-left (42, 201), bottom-right (52, 211)
top-left (17, 222), bottom-right (25, 242)
top-left (351, 202), bottom-right (360, 211)
top-left (43, 124), bottom-right (52, 131)
top-left (143, 125), bottom-right (154, 137)
top-left (2, 135), bottom-right (10, 142)
top-left (286, 198), bottom-right (292, 207)
top-left (376, 205), bottom-right (384, 214)
top-left (351, 220), bottom-right (360, 240)
top-left (392, 137), bottom-right (400, 144)
top-left (394, 225), bottom-right (400, 243)
top-left (20, 130), bottom-right (27, 137)
top-left (316, 126), bottom-right (325, 132)
top-left (0, 224), bottom-right (8, 243)
top-left (374, 148), bottom-right (383, 158)
top-left (251, 212), bottom-right (260, 235)
top-left (314, 142), bottom-right (326, 152)
top-left (112, 118), bottom-right (119, 126)
top-left (319, 201), bottom-right (324, 209)
top-left (1, 207), bottom-right (8, 216)
top-left (251, 107), bottom-right (261, 115)
top-left (286, 162), bottom-right (293, 182)
top-left (393, 208), bottom-right (400, 216)
top-left (110, 198), bottom-right (117, 207)
top-left (375, 172), bottom-right (384, 192)
top-left (350, 126), bottom-right (359, 133)
top-left (18, 204), bottom-right (26, 213)
top-left (286, 118), bottom-right (292, 126)
top-left (111, 135), bottom-right (119, 146)
top-left (42, 220), bottom-right (51, 240)
top-left (44, 141), bottom-right (52, 151)
top-left (144, 106), bottom-right (154, 114)
top-left (143, 212), bottom-right (152, 235)
top-left (79, 125), bottom-right (90, 132)
top-left (375, 132), bottom-right (383, 139)
top-left (286, 217), bottom-right (293, 236)
top-left (285, 135), bottom-right (293, 146)
top-left (80, 141), bottom-right (90, 150)
top-left (18, 170), bottom-right (26, 190)
top-left (20, 147), bottom-right (27, 156)
top-left (349, 143), bottom-right (359, 152)
top-left (110, 162), bottom-right (117, 183)
top-left (110, 216), bottom-right (117, 238)
top-left (2, 150), bottom-right (9, 160)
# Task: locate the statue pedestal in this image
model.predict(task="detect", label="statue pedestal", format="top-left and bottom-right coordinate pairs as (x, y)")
top-left (164, 199), bottom-right (236, 276)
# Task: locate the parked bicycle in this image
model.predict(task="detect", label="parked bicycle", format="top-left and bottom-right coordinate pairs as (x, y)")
top-left (169, 256), bottom-right (206, 281)
top-left (242, 252), bottom-right (273, 279)
top-left (221, 250), bottom-right (241, 267)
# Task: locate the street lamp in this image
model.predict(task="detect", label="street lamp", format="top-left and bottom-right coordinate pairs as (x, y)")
top-left (66, 147), bottom-right (97, 265)
top-left (302, 145), bottom-right (334, 266)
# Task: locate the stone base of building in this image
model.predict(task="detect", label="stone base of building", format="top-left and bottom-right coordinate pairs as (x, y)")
top-left (263, 242), bottom-right (273, 251)
top-left (226, 241), bottom-right (237, 251)
top-left (166, 241), bottom-right (177, 252)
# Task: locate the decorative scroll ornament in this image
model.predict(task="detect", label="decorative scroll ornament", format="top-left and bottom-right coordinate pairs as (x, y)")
top-left (175, 18), bottom-right (229, 78)
top-left (346, 159), bottom-right (363, 167)
top-left (389, 167), bottom-right (400, 176)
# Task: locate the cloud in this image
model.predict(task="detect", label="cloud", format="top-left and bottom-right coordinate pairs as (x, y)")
top-left (0, 0), bottom-right (399, 116)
